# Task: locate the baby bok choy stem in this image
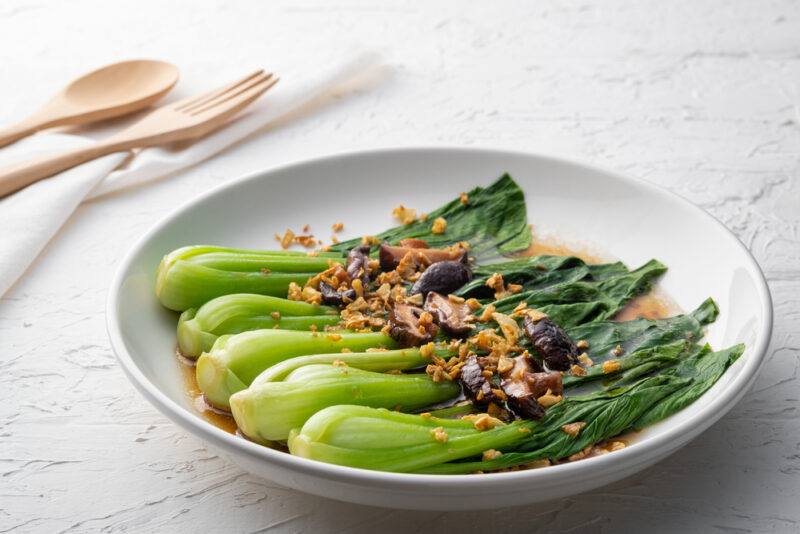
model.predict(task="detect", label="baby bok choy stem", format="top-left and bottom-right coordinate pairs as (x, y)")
top-left (251, 347), bottom-right (442, 384)
top-left (177, 293), bottom-right (339, 358)
top-left (287, 405), bottom-right (535, 472)
top-left (230, 365), bottom-right (460, 442)
top-left (196, 329), bottom-right (397, 409)
top-left (156, 246), bottom-right (343, 311)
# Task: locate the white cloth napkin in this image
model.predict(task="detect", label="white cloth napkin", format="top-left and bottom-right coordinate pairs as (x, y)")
top-left (0, 53), bottom-right (386, 297)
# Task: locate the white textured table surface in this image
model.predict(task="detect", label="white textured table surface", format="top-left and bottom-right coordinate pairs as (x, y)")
top-left (1, 1), bottom-right (799, 532)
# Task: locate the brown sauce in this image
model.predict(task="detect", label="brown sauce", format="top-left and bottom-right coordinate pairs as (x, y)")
top-left (522, 236), bottom-right (606, 264)
top-left (524, 233), bottom-right (681, 321)
top-left (177, 236), bottom-right (677, 456)
top-left (616, 289), bottom-right (681, 321)
top-left (177, 351), bottom-right (238, 434)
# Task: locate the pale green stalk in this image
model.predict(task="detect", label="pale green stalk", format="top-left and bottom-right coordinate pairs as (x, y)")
top-left (230, 366), bottom-right (460, 442)
top-left (251, 347), bottom-right (435, 384)
top-left (288, 405), bottom-right (534, 472)
top-left (156, 246), bottom-right (343, 311)
top-left (177, 293), bottom-right (339, 358)
top-left (196, 329), bottom-right (397, 408)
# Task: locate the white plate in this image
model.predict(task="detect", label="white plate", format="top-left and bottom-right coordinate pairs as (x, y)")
top-left (106, 147), bottom-right (772, 510)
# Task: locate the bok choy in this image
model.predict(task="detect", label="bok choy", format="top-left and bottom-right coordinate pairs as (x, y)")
top-left (177, 293), bottom-right (339, 358)
top-left (156, 246), bottom-right (342, 311)
top-left (196, 329), bottom-right (397, 408)
top-left (288, 405), bottom-right (534, 472)
top-left (230, 365), bottom-right (459, 442)
top-left (250, 347), bottom-right (440, 384)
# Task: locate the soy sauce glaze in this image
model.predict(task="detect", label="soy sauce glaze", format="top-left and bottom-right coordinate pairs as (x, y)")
top-left (178, 351), bottom-right (237, 434)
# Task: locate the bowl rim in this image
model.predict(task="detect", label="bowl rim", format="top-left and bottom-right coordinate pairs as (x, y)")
top-left (106, 145), bottom-right (773, 491)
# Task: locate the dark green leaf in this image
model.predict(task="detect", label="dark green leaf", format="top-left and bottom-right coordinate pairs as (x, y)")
top-left (329, 174), bottom-right (532, 261)
top-left (566, 298), bottom-right (718, 363)
top-left (419, 375), bottom-right (688, 474)
top-left (633, 343), bottom-right (745, 428)
top-left (562, 340), bottom-right (689, 389)
top-left (460, 256), bottom-right (666, 329)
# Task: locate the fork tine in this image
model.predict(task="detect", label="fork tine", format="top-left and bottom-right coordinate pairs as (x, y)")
top-left (182, 72), bottom-right (273, 114)
top-left (189, 76), bottom-right (279, 117)
top-left (173, 69), bottom-right (265, 112)
top-left (190, 77), bottom-right (280, 120)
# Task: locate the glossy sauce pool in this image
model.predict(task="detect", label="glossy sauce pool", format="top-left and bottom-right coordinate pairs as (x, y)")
top-left (178, 352), bottom-right (238, 434)
top-left (178, 237), bottom-right (681, 438)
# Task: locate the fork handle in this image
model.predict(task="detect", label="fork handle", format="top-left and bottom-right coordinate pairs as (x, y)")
top-left (0, 141), bottom-right (125, 197)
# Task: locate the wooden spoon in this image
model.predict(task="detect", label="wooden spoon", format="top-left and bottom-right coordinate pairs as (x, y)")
top-left (0, 70), bottom-right (277, 197)
top-left (0, 59), bottom-right (179, 148)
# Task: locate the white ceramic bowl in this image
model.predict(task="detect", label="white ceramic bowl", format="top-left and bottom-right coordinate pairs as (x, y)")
top-left (107, 147), bottom-right (772, 510)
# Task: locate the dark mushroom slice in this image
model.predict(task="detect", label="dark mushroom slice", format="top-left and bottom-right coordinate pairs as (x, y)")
top-left (527, 371), bottom-right (563, 398)
top-left (504, 352), bottom-right (544, 379)
top-left (378, 243), bottom-right (465, 271)
top-left (410, 261), bottom-right (472, 297)
top-left (505, 394), bottom-right (546, 420)
top-left (387, 303), bottom-right (438, 347)
top-left (499, 356), bottom-right (531, 397)
top-left (459, 355), bottom-right (500, 404)
top-left (499, 355), bottom-right (556, 420)
top-left (398, 238), bottom-right (429, 249)
top-left (318, 281), bottom-right (356, 306)
top-left (523, 315), bottom-right (579, 371)
top-left (423, 291), bottom-right (473, 337)
top-left (346, 245), bottom-right (371, 287)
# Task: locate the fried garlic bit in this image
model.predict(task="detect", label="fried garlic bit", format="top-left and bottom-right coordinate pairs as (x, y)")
top-left (430, 426), bottom-right (449, 442)
top-left (276, 229), bottom-right (295, 249)
top-left (431, 217), bottom-right (447, 234)
top-left (392, 204), bottom-right (417, 225)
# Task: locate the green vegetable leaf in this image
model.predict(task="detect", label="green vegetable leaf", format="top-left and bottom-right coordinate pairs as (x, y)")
top-left (633, 343), bottom-right (745, 428)
top-left (566, 298), bottom-right (718, 363)
top-left (460, 256), bottom-right (667, 328)
top-left (329, 174), bottom-right (532, 261)
top-left (418, 375), bottom-right (688, 474)
top-left (562, 340), bottom-right (689, 389)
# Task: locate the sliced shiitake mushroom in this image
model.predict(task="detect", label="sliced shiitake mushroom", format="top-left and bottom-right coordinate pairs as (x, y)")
top-left (410, 261), bottom-right (472, 297)
top-left (387, 303), bottom-right (438, 347)
top-left (499, 356), bottom-right (534, 399)
top-left (505, 394), bottom-right (546, 420)
top-left (318, 281), bottom-right (356, 306)
top-left (398, 238), bottom-right (429, 249)
top-left (459, 355), bottom-right (499, 404)
top-left (526, 370), bottom-right (563, 398)
top-left (423, 292), bottom-right (473, 337)
top-left (523, 315), bottom-right (579, 371)
top-left (346, 245), bottom-right (371, 287)
top-left (499, 354), bottom-right (561, 420)
top-left (378, 243), bottom-right (465, 271)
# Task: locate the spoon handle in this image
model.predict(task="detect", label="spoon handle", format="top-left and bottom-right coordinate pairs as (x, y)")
top-left (0, 120), bottom-right (41, 149)
top-left (0, 141), bottom-right (127, 197)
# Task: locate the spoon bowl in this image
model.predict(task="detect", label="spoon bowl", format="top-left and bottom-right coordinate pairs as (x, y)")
top-left (0, 59), bottom-right (179, 147)
top-left (59, 60), bottom-right (179, 117)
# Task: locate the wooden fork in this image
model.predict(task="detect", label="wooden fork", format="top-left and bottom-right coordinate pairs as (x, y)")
top-left (0, 70), bottom-right (278, 197)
